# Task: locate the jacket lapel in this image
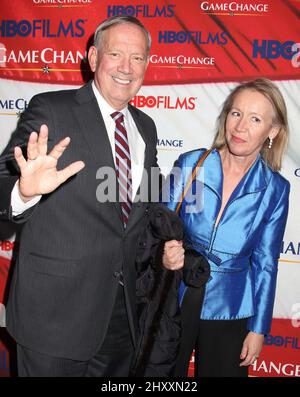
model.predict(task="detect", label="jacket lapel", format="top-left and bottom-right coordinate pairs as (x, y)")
top-left (202, 149), bottom-right (223, 201)
top-left (227, 154), bottom-right (268, 203)
top-left (128, 104), bottom-right (150, 170)
top-left (72, 82), bottom-right (123, 223)
top-left (72, 85), bottom-right (152, 230)
top-left (202, 149), bottom-right (267, 205)
top-left (72, 82), bottom-right (115, 169)
top-left (125, 105), bottom-right (151, 232)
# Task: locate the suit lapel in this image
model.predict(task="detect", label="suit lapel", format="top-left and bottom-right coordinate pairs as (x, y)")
top-left (72, 85), bottom-right (153, 230)
top-left (72, 82), bottom-right (114, 169)
top-left (72, 82), bottom-right (123, 223)
top-left (128, 104), bottom-right (150, 170)
top-left (125, 105), bottom-right (151, 232)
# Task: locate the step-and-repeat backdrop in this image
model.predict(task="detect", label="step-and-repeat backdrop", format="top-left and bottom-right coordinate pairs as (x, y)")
top-left (0, 0), bottom-right (299, 377)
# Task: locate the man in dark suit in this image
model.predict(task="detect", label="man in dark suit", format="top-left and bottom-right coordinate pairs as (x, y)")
top-left (0, 15), bottom-right (184, 377)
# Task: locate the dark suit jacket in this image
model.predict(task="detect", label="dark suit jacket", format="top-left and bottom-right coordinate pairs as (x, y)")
top-left (0, 81), bottom-right (158, 361)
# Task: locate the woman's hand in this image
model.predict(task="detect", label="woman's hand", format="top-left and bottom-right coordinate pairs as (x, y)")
top-left (240, 331), bottom-right (264, 366)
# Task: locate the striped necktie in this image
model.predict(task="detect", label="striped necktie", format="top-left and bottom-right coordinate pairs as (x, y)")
top-left (111, 111), bottom-right (133, 227)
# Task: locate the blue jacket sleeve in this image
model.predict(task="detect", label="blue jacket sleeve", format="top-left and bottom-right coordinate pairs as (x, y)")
top-left (247, 180), bottom-right (290, 335)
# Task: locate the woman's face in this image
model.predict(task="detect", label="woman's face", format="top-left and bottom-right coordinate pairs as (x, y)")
top-left (225, 89), bottom-right (279, 161)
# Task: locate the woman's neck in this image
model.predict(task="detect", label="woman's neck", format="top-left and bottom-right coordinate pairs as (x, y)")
top-left (219, 148), bottom-right (257, 176)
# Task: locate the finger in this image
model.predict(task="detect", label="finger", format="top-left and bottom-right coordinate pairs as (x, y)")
top-left (164, 246), bottom-right (184, 260)
top-left (167, 257), bottom-right (184, 270)
top-left (163, 252), bottom-right (184, 269)
top-left (57, 161), bottom-right (85, 185)
top-left (27, 131), bottom-right (39, 160)
top-left (239, 360), bottom-right (248, 367)
top-left (171, 250), bottom-right (185, 263)
top-left (170, 239), bottom-right (183, 245)
top-left (37, 124), bottom-right (49, 156)
top-left (239, 359), bottom-right (249, 367)
top-left (244, 357), bottom-right (256, 366)
top-left (240, 354), bottom-right (255, 367)
top-left (164, 240), bottom-right (183, 249)
top-left (14, 146), bottom-right (27, 171)
top-left (240, 344), bottom-right (248, 360)
top-left (48, 137), bottom-right (71, 160)
top-left (173, 256), bottom-right (185, 270)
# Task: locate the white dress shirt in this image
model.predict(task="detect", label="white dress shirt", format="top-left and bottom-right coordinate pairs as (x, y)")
top-left (11, 81), bottom-right (146, 216)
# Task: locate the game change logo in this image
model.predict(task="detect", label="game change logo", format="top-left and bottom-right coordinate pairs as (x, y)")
top-left (199, 1), bottom-right (270, 15)
top-left (0, 97), bottom-right (28, 115)
top-left (32, 0), bottom-right (93, 6)
top-left (150, 54), bottom-right (215, 68)
top-left (252, 360), bottom-right (300, 377)
top-left (0, 45), bottom-right (87, 67)
top-left (157, 138), bottom-right (184, 150)
top-left (281, 241), bottom-right (300, 257)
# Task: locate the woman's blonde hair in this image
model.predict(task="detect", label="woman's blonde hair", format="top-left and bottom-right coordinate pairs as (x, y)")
top-left (212, 78), bottom-right (289, 171)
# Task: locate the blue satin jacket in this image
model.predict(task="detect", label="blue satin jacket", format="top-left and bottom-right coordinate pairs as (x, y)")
top-left (166, 148), bottom-right (290, 335)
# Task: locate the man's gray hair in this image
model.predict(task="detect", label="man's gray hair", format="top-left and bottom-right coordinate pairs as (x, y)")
top-left (93, 15), bottom-right (151, 54)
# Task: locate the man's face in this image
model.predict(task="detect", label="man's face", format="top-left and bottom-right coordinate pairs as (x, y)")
top-left (88, 23), bottom-right (149, 110)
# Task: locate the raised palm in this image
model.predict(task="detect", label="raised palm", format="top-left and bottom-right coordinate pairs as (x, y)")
top-left (15, 124), bottom-right (85, 201)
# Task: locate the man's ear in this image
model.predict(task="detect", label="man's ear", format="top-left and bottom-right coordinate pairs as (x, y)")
top-left (88, 46), bottom-right (98, 72)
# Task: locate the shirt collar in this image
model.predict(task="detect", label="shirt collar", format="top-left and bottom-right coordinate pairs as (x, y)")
top-left (92, 81), bottom-right (128, 120)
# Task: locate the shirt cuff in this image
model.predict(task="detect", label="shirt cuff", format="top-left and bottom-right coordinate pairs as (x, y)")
top-left (11, 180), bottom-right (42, 216)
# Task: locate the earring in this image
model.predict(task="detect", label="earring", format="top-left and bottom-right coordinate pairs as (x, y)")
top-left (268, 137), bottom-right (273, 149)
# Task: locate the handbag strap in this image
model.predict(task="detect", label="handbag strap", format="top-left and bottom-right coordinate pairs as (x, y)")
top-left (175, 149), bottom-right (211, 214)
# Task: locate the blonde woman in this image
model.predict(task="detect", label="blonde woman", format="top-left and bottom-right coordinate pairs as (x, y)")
top-left (166, 78), bottom-right (290, 377)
